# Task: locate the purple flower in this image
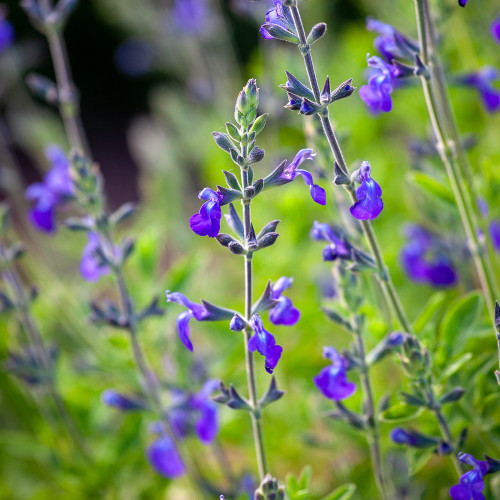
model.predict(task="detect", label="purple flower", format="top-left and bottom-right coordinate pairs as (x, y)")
top-left (0, 7), bottom-right (14, 53)
top-left (450, 453), bottom-right (493, 500)
top-left (191, 379), bottom-right (219, 444)
top-left (147, 436), bottom-right (185, 479)
top-left (172, 0), bottom-right (208, 35)
top-left (366, 18), bottom-right (418, 62)
top-left (167, 380), bottom-right (220, 444)
top-left (248, 314), bottom-right (283, 374)
top-left (459, 67), bottom-right (500, 113)
top-left (80, 232), bottom-right (112, 282)
top-left (390, 427), bottom-right (439, 448)
top-left (189, 187), bottom-right (223, 238)
top-left (269, 277), bottom-right (300, 326)
top-left (350, 162), bottom-right (383, 220)
top-left (101, 390), bottom-right (145, 411)
top-left (313, 346), bottom-right (356, 401)
top-left (310, 221), bottom-right (351, 261)
top-left (25, 145), bottom-right (73, 233)
top-left (400, 225), bottom-right (457, 287)
top-left (489, 219), bottom-right (500, 252)
top-left (260, 0), bottom-right (295, 40)
top-left (165, 292), bottom-right (211, 351)
top-left (280, 149), bottom-right (326, 205)
top-left (458, 0), bottom-right (468, 6)
top-left (359, 56), bottom-right (397, 113)
top-left (492, 14), bottom-right (500, 45)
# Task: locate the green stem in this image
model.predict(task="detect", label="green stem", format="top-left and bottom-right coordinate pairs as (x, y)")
top-left (111, 261), bottom-right (206, 493)
top-left (241, 149), bottom-right (269, 481)
top-left (414, 0), bottom-right (497, 324)
top-left (355, 329), bottom-right (388, 499)
top-left (289, 3), bottom-right (412, 335)
top-left (39, 0), bottom-right (90, 156)
top-left (289, 0), bottom-right (461, 477)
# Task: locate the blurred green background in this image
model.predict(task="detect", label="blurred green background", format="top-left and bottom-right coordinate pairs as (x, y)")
top-left (1, 0), bottom-right (500, 498)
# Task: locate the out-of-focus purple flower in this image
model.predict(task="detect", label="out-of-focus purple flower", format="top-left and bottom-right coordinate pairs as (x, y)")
top-left (248, 314), bottom-right (282, 374)
top-left (489, 219), bottom-right (500, 252)
top-left (280, 149), bottom-right (326, 205)
top-left (114, 39), bottom-right (153, 76)
top-left (492, 15), bottom-right (500, 45)
top-left (366, 18), bottom-right (418, 62)
top-left (390, 427), bottom-right (439, 448)
top-left (313, 346), bottom-right (356, 401)
top-left (0, 7), bottom-right (14, 53)
top-left (165, 292), bottom-right (211, 351)
top-left (191, 379), bottom-right (219, 444)
top-left (459, 67), bottom-right (500, 113)
top-left (450, 452), bottom-right (493, 500)
top-left (269, 277), bottom-right (300, 326)
top-left (359, 55), bottom-right (398, 113)
top-left (390, 428), bottom-right (419, 446)
top-left (260, 0), bottom-right (295, 40)
top-left (350, 162), bottom-right (383, 220)
top-left (0, 14), bottom-right (13, 53)
top-left (101, 390), bottom-right (145, 411)
top-left (25, 145), bottom-right (73, 233)
top-left (80, 232), bottom-right (112, 282)
top-left (147, 436), bottom-right (186, 479)
top-left (400, 225), bottom-right (457, 287)
top-left (167, 380), bottom-right (220, 444)
top-left (189, 187), bottom-right (223, 238)
top-left (458, 0), bottom-right (468, 6)
top-left (310, 221), bottom-right (351, 261)
top-left (172, 0), bottom-right (208, 35)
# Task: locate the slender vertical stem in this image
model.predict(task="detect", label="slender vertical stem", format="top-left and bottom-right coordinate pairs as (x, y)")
top-left (355, 330), bottom-right (388, 499)
top-left (414, 0), bottom-right (496, 318)
top-left (289, 4), bottom-right (413, 335)
top-left (38, 0), bottom-right (90, 156)
top-left (288, 0), bottom-right (460, 476)
top-left (241, 160), bottom-right (268, 480)
top-left (111, 262), bottom-right (206, 493)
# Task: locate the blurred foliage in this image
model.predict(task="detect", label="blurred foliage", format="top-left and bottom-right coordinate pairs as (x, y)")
top-left (1, 0), bottom-right (500, 499)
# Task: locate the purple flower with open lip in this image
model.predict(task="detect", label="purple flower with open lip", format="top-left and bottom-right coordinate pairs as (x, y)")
top-left (189, 187), bottom-right (223, 238)
top-left (313, 346), bottom-right (356, 401)
top-left (492, 14), bottom-right (500, 45)
top-left (400, 225), bottom-right (457, 287)
top-left (260, 0), bottom-right (295, 40)
top-left (269, 277), bottom-right (300, 326)
top-left (350, 161), bottom-right (383, 220)
top-left (80, 232), bottom-right (113, 282)
top-left (25, 145), bottom-right (73, 233)
top-left (280, 149), bottom-right (326, 205)
top-left (248, 314), bottom-right (282, 374)
top-left (310, 221), bottom-right (351, 261)
top-left (165, 292), bottom-right (211, 351)
top-left (450, 453), bottom-right (493, 500)
top-left (101, 390), bottom-right (145, 411)
top-left (458, 67), bottom-right (500, 113)
top-left (359, 55), bottom-right (398, 113)
top-left (0, 7), bottom-right (14, 53)
top-left (147, 436), bottom-right (186, 479)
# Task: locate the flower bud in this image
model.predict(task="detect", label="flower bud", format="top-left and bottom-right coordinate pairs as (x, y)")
top-left (229, 314), bottom-right (245, 332)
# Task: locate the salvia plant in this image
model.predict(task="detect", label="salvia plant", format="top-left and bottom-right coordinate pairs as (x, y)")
top-left (1, 0), bottom-right (500, 498)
